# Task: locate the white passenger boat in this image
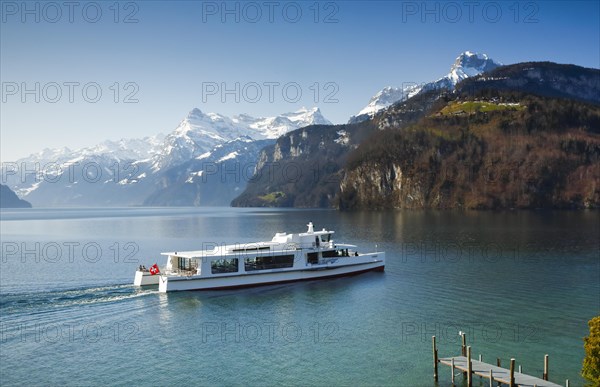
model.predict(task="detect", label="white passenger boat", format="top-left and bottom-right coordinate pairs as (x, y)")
top-left (134, 222), bottom-right (385, 292)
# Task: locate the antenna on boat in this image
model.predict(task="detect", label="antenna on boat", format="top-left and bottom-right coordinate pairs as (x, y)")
top-left (307, 222), bottom-right (314, 233)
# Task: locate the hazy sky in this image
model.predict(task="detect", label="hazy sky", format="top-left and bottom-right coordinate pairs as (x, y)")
top-left (1, 0), bottom-right (599, 161)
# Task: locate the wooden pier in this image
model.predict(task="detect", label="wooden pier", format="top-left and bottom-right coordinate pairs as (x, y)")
top-left (432, 334), bottom-right (569, 387)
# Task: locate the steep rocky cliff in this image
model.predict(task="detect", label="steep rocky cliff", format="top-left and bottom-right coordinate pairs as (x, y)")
top-left (231, 122), bottom-right (377, 207)
top-left (338, 94), bottom-right (600, 209)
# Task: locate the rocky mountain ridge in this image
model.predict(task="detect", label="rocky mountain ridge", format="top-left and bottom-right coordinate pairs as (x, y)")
top-left (233, 61), bottom-right (600, 209)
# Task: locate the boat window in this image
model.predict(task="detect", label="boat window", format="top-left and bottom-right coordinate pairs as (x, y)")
top-left (320, 234), bottom-right (331, 243)
top-left (211, 258), bottom-right (239, 274)
top-left (177, 257), bottom-right (197, 271)
top-left (245, 254), bottom-right (295, 271)
top-left (231, 246), bottom-right (270, 252)
top-left (307, 252), bottom-right (319, 264)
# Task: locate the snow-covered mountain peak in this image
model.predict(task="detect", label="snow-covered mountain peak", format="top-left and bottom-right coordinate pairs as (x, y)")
top-left (350, 84), bottom-right (422, 122)
top-left (284, 106), bottom-right (332, 126)
top-left (448, 51), bottom-right (502, 84)
top-left (349, 51), bottom-right (501, 123)
top-left (152, 107), bottom-right (332, 170)
top-left (26, 146), bottom-right (73, 164)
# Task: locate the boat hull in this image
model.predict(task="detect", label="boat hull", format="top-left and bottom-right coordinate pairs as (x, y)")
top-left (158, 257), bottom-right (384, 292)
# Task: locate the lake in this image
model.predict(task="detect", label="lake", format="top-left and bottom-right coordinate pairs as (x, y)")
top-left (1, 208), bottom-right (598, 386)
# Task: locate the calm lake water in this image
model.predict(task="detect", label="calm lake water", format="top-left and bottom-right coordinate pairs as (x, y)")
top-left (0, 208), bottom-right (598, 386)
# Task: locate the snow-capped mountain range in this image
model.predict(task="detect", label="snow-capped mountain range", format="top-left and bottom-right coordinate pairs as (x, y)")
top-left (2, 51), bottom-right (502, 207)
top-left (21, 136), bottom-right (166, 168)
top-left (349, 51), bottom-right (501, 123)
top-left (2, 107), bottom-right (331, 206)
top-left (152, 107), bottom-right (330, 170)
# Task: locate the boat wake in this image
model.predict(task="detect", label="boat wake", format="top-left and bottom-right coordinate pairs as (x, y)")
top-left (0, 283), bottom-right (159, 315)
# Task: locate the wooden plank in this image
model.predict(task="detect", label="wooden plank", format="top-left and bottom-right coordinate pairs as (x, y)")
top-left (439, 356), bottom-right (562, 387)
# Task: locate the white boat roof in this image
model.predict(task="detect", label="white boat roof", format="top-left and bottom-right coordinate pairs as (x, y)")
top-left (161, 222), bottom-right (340, 258)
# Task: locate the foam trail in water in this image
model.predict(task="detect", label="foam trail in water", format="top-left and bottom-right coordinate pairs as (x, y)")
top-left (0, 283), bottom-right (159, 314)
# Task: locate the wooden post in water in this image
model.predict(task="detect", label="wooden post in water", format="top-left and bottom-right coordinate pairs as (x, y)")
top-left (461, 333), bottom-right (467, 377)
top-left (467, 346), bottom-right (472, 387)
top-left (489, 369), bottom-right (493, 387)
top-left (432, 336), bottom-right (438, 381)
top-left (496, 358), bottom-right (502, 386)
top-left (543, 354), bottom-right (549, 381)
top-left (509, 358), bottom-right (516, 387)
top-left (451, 357), bottom-right (455, 384)
top-left (565, 379), bottom-right (569, 387)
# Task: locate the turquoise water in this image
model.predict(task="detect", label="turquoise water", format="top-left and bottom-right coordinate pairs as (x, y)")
top-left (1, 208), bottom-right (598, 386)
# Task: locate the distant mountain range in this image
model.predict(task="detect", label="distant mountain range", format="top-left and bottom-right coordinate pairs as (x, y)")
top-left (4, 51), bottom-right (598, 210)
top-left (349, 51), bottom-right (501, 123)
top-left (1, 107), bottom-right (331, 207)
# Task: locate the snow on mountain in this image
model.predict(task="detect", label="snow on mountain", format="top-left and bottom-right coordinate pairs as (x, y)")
top-left (151, 107), bottom-right (331, 170)
top-left (151, 109), bottom-right (238, 170)
top-left (349, 51), bottom-right (502, 123)
top-left (447, 51), bottom-right (500, 84)
top-left (142, 136), bottom-right (275, 206)
top-left (2, 106), bottom-right (331, 206)
top-left (2, 134), bottom-right (165, 198)
top-left (352, 85), bottom-right (422, 121)
top-left (88, 136), bottom-right (165, 161)
top-left (14, 146), bottom-right (74, 166)
top-left (246, 107), bottom-right (332, 139)
top-left (9, 135), bottom-right (164, 167)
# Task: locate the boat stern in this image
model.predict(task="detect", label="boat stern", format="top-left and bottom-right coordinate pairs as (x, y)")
top-left (133, 270), bottom-right (160, 286)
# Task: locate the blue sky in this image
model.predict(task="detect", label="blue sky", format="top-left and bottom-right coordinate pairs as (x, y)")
top-left (1, 0), bottom-right (599, 161)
